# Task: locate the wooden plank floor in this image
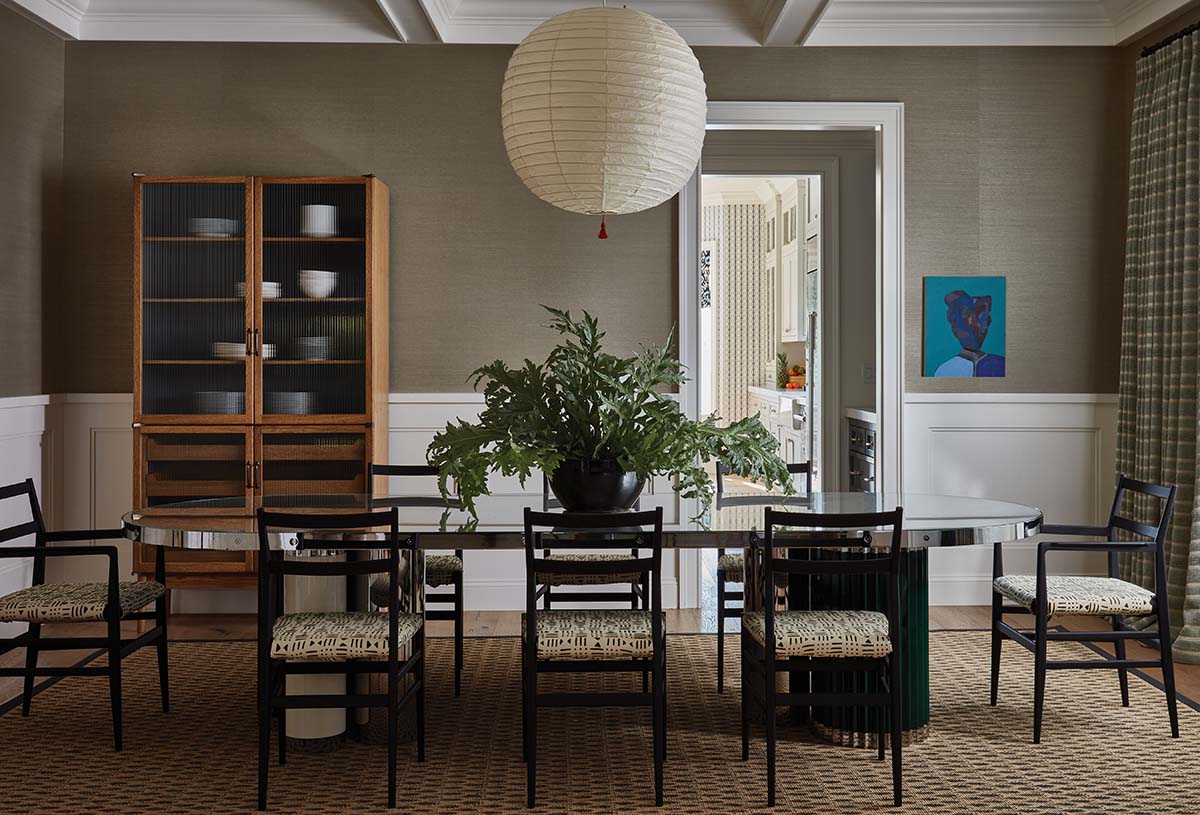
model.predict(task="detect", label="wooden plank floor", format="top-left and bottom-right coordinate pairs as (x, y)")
top-left (5, 608), bottom-right (1199, 706)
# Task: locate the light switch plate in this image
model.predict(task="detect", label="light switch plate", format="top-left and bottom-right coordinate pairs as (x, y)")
top-left (862, 362), bottom-right (876, 385)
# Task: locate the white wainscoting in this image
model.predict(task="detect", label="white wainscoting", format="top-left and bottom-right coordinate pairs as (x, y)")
top-left (903, 393), bottom-right (1117, 605)
top-left (0, 396), bottom-right (50, 638)
top-left (39, 393), bottom-right (682, 613)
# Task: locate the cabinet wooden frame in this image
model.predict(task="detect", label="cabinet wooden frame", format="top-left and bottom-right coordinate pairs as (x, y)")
top-left (254, 424), bottom-right (377, 499)
top-left (253, 176), bottom-right (389, 426)
top-left (133, 425), bottom-right (256, 516)
top-left (133, 176), bottom-right (256, 425)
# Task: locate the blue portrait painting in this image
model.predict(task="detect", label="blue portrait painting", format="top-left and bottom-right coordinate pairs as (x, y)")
top-left (923, 276), bottom-right (1006, 378)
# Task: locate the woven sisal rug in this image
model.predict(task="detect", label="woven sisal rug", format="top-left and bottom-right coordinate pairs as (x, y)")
top-left (0, 632), bottom-right (1195, 814)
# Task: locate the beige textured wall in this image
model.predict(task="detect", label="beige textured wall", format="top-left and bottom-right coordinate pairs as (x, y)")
top-left (53, 43), bottom-right (675, 393)
top-left (0, 6), bottom-right (63, 397)
top-left (55, 42), bottom-right (1123, 394)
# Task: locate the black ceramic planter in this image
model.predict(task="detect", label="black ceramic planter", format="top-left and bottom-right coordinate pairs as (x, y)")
top-left (548, 459), bottom-right (645, 512)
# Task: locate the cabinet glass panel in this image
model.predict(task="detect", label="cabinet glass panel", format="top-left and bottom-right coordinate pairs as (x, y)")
top-left (140, 181), bottom-right (249, 418)
top-left (260, 182), bottom-right (368, 418)
top-left (259, 430), bottom-right (368, 503)
top-left (139, 431), bottom-right (249, 511)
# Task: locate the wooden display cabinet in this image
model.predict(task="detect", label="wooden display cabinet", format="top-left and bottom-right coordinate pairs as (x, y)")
top-left (132, 175), bottom-right (390, 591)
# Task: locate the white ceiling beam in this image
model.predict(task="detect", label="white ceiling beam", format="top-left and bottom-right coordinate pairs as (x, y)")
top-left (375, 0), bottom-right (440, 42)
top-left (761, 0), bottom-right (831, 45)
top-left (1106, 0), bottom-right (1196, 45)
top-left (1, 0), bottom-right (88, 39)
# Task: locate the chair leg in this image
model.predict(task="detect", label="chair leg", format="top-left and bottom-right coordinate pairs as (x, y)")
top-left (258, 660), bottom-right (271, 810)
top-left (107, 616), bottom-right (123, 752)
top-left (652, 646), bottom-right (665, 807)
top-left (877, 665), bottom-right (886, 761)
top-left (387, 656), bottom-right (398, 809)
top-left (416, 631), bottom-right (426, 763)
top-left (22, 622), bottom-right (40, 716)
top-left (740, 629), bottom-right (750, 762)
top-left (716, 571), bottom-right (726, 693)
top-left (1112, 614), bottom-right (1129, 708)
top-left (890, 654), bottom-right (903, 806)
top-left (989, 589), bottom-right (1002, 706)
top-left (454, 575), bottom-right (464, 698)
top-left (765, 655), bottom-right (776, 808)
top-left (521, 649), bottom-right (528, 763)
top-left (156, 596), bottom-right (170, 714)
top-left (1157, 599), bottom-right (1180, 738)
top-left (1033, 612), bottom-right (1048, 744)
top-left (526, 656), bottom-right (537, 807)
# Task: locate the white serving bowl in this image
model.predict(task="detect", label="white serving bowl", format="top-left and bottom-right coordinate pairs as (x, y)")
top-left (212, 342), bottom-right (247, 360)
top-left (299, 270), bottom-right (337, 299)
top-left (301, 205), bottom-right (337, 238)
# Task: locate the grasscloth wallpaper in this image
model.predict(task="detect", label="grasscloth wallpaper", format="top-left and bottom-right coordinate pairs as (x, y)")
top-left (0, 7), bottom-right (63, 397)
top-left (50, 41), bottom-right (1126, 394)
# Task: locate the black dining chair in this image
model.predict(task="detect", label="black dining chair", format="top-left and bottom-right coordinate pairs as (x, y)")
top-left (367, 463), bottom-right (464, 695)
top-left (522, 506), bottom-right (666, 807)
top-left (713, 461), bottom-right (811, 693)
top-left (742, 506), bottom-right (904, 808)
top-left (538, 474), bottom-right (649, 613)
top-left (0, 478), bottom-right (169, 751)
top-left (990, 474), bottom-right (1179, 742)
top-left (256, 507), bottom-right (425, 810)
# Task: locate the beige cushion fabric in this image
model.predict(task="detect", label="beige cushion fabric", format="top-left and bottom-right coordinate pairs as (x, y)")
top-left (369, 553), bottom-right (464, 607)
top-left (717, 552), bottom-right (744, 581)
top-left (271, 611), bottom-right (421, 662)
top-left (742, 610), bottom-right (893, 659)
top-left (522, 609), bottom-right (660, 661)
top-left (0, 580), bottom-right (165, 623)
top-left (538, 553), bottom-right (642, 587)
top-left (993, 575), bottom-right (1155, 616)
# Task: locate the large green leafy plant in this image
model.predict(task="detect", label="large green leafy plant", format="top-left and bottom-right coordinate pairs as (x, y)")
top-left (427, 307), bottom-right (793, 526)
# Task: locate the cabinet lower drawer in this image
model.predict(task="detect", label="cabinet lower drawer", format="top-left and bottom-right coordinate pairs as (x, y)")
top-left (132, 543), bottom-right (258, 588)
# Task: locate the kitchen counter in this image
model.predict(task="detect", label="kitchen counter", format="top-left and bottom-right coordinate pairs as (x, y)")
top-left (844, 406), bottom-right (877, 425)
top-left (749, 385), bottom-right (807, 403)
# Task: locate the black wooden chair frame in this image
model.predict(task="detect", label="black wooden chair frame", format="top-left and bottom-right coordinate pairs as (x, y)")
top-left (714, 461), bottom-right (812, 693)
top-left (990, 474), bottom-right (1180, 743)
top-left (538, 474), bottom-right (648, 612)
top-left (256, 507), bottom-right (425, 811)
top-left (369, 463), bottom-right (464, 696)
top-left (0, 478), bottom-right (168, 752)
top-left (742, 506), bottom-right (904, 808)
top-left (522, 506), bottom-right (667, 808)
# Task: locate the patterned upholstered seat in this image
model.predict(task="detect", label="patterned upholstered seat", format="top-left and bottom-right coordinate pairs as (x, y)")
top-left (742, 610), bottom-right (893, 659)
top-left (717, 552), bottom-right (744, 581)
top-left (522, 609), bottom-right (660, 661)
top-left (993, 575), bottom-right (1155, 616)
top-left (368, 553), bottom-right (463, 607)
top-left (270, 611), bottom-right (421, 661)
top-left (538, 553), bottom-right (642, 586)
top-left (0, 580), bottom-right (165, 623)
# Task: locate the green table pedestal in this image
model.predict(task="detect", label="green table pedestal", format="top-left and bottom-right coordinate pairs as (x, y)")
top-left (797, 549), bottom-right (930, 747)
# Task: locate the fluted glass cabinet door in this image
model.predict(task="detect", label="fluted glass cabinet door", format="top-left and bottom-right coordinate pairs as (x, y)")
top-left (256, 178), bottom-right (374, 424)
top-left (134, 427), bottom-right (254, 515)
top-left (135, 177), bottom-right (254, 423)
top-left (256, 427), bottom-right (370, 507)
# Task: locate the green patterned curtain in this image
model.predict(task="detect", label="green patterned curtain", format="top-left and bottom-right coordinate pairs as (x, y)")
top-left (1119, 31), bottom-right (1200, 662)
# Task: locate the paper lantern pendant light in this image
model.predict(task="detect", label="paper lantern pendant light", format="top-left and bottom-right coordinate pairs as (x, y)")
top-left (500, 5), bottom-right (707, 226)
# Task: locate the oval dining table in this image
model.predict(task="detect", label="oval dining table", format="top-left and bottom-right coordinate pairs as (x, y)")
top-left (122, 490), bottom-right (1042, 747)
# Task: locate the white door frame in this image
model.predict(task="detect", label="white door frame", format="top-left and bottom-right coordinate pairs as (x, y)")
top-left (675, 101), bottom-right (905, 609)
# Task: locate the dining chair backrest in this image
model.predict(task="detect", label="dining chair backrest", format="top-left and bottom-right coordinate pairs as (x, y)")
top-left (0, 479), bottom-right (49, 583)
top-left (715, 462), bottom-right (812, 558)
top-left (522, 507), bottom-right (664, 648)
top-left (368, 463), bottom-right (441, 499)
top-left (755, 507), bottom-right (904, 659)
top-left (255, 507), bottom-right (411, 648)
top-left (1102, 475), bottom-right (1177, 580)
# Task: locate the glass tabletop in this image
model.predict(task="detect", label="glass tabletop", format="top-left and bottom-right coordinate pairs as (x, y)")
top-left (122, 491), bottom-right (1043, 551)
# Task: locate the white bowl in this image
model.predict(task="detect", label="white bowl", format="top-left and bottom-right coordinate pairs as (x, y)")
top-left (301, 205), bottom-right (337, 238)
top-left (212, 342), bottom-right (246, 360)
top-left (299, 270), bottom-right (337, 299)
top-left (261, 343), bottom-right (277, 360)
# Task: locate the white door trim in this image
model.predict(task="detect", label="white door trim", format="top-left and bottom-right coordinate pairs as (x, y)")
top-left (680, 101), bottom-right (905, 494)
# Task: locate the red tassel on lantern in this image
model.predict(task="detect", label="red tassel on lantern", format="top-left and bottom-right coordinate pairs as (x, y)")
top-left (598, 215), bottom-right (608, 239)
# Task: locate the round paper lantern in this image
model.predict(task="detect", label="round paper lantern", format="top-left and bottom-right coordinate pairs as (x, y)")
top-left (500, 6), bottom-right (707, 222)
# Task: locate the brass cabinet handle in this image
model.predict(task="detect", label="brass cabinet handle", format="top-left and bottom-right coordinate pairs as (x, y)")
top-left (253, 462), bottom-right (261, 489)
top-left (245, 462), bottom-right (253, 488)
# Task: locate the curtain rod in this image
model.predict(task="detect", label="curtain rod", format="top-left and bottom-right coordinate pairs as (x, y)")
top-left (1141, 20), bottom-right (1200, 58)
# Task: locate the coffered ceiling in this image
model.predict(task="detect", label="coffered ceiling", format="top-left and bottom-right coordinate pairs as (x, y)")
top-left (5, 0), bottom-right (1196, 46)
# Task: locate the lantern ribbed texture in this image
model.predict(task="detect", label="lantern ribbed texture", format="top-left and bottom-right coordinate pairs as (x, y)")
top-left (500, 6), bottom-right (707, 216)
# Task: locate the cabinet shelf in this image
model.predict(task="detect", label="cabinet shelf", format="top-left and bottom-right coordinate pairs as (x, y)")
top-left (145, 298), bottom-right (243, 303)
top-left (263, 360), bottom-right (363, 365)
top-left (265, 298), bottom-right (365, 303)
top-left (145, 236), bottom-right (243, 242)
top-left (262, 237), bottom-right (364, 243)
top-left (144, 359), bottom-right (244, 365)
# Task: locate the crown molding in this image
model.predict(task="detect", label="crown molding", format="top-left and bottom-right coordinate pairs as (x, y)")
top-left (2, 0), bottom-right (87, 38)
